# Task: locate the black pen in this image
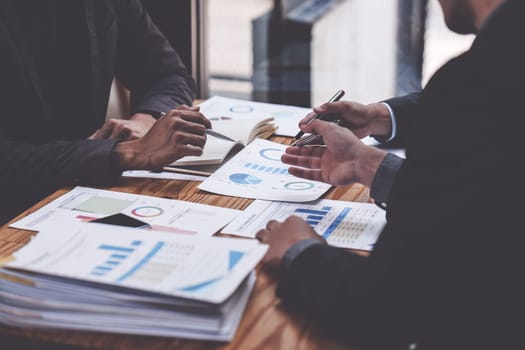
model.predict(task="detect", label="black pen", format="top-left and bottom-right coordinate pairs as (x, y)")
top-left (293, 89), bottom-right (345, 141)
top-left (160, 112), bottom-right (235, 142)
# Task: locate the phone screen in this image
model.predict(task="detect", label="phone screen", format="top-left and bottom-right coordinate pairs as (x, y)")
top-left (89, 213), bottom-right (150, 229)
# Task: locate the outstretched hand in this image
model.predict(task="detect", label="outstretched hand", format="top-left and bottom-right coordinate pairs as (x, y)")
top-left (283, 120), bottom-right (387, 188)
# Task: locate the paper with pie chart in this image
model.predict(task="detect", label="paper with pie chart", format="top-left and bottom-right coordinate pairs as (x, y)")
top-left (11, 186), bottom-right (240, 237)
top-left (198, 139), bottom-right (332, 202)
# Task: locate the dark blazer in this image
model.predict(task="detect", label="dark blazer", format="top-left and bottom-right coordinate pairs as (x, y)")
top-left (0, 0), bottom-right (195, 143)
top-left (0, 0), bottom-right (194, 223)
top-left (276, 1), bottom-right (525, 349)
top-left (0, 132), bottom-right (118, 224)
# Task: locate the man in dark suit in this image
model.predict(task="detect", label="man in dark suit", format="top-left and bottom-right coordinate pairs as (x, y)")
top-left (0, 107), bottom-right (210, 224)
top-left (0, 1), bottom-right (207, 222)
top-left (0, 0), bottom-right (195, 142)
top-left (256, 0), bottom-right (524, 349)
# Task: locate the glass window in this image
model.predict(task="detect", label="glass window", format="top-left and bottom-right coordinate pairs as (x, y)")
top-left (205, 0), bottom-right (474, 107)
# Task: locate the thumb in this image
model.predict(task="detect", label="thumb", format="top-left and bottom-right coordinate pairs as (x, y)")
top-left (308, 119), bottom-right (336, 137)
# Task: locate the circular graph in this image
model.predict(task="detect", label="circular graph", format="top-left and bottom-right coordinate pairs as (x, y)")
top-left (229, 105), bottom-right (254, 113)
top-left (229, 173), bottom-right (262, 185)
top-left (131, 206), bottom-right (164, 217)
top-left (259, 148), bottom-right (282, 161)
top-left (284, 182), bottom-right (315, 191)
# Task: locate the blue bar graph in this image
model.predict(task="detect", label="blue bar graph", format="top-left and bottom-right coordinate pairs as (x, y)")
top-left (90, 241), bottom-right (143, 277)
top-left (99, 245), bottom-right (135, 253)
top-left (244, 162), bottom-right (288, 175)
top-left (295, 207), bottom-right (332, 227)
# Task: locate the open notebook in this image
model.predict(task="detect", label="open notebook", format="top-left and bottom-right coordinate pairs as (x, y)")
top-left (164, 116), bottom-right (277, 176)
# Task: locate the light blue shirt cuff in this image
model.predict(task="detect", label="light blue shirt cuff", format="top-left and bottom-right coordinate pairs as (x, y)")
top-left (372, 102), bottom-right (397, 143)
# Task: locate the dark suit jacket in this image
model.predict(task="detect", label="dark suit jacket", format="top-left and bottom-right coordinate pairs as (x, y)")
top-left (0, 0), bottom-right (195, 143)
top-left (0, 132), bottom-right (118, 224)
top-left (276, 1), bottom-right (525, 349)
top-left (0, 0), bottom-right (194, 223)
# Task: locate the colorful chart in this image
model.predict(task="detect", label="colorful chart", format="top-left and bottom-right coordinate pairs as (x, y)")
top-left (131, 206), bottom-right (164, 218)
top-left (284, 182), bottom-right (315, 191)
top-left (229, 173), bottom-right (263, 185)
top-left (244, 162), bottom-right (288, 175)
top-left (295, 206), bottom-right (332, 226)
top-left (90, 241), bottom-right (142, 277)
top-left (259, 148), bottom-right (283, 161)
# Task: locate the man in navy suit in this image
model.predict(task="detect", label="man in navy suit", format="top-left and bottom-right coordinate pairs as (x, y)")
top-left (256, 1), bottom-right (524, 349)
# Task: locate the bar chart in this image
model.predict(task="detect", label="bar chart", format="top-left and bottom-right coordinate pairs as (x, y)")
top-left (294, 206), bottom-right (332, 226)
top-left (90, 240), bottom-right (143, 277)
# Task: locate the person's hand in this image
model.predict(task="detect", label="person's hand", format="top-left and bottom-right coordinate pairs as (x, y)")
top-left (113, 108), bottom-right (211, 171)
top-left (283, 120), bottom-right (387, 187)
top-left (299, 101), bottom-right (392, 139)
top-left (255, 216), bottom-right (325, 268)
top-left (90, 113), bottom-right (156, 141)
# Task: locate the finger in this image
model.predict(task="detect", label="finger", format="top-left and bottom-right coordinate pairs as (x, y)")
top-left (172, 132), bottom-right (207, 148)
top-left (109, 123), bottom-right (127, 140)
top-left (308, 119), bottom-right (339, 138)
top-left (299, 111), bottom-right (317, 125)
top-left (285, 145), bottom-right (325, 158)
top-left (170, 118), bottom-right (208, 136)
top-left (281, 154), bottom-right (322, 169)
top-left (266, 220), bottom-right (279, 231)
top-left (95, 121), bottom-right (115, 139)
top-left (175, 104), bottom-right (199, 112)
top-left (255, 229), bottom-right (267, 242)
top-left (169, 110), bottom-right (212, 129)
top-left (287, 167), bottom-right (324, 182)
top-left (180, 144), bottom-right (205, 157)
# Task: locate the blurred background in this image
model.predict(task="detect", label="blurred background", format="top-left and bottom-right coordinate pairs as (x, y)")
top-left (143, 0), bottom-right (474, 107)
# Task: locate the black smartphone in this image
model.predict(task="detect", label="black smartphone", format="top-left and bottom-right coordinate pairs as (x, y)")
top-left (89, 213), bottom-right (150, 229)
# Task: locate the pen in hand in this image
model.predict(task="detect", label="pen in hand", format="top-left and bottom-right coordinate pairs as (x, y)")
top-left (292, 89), bottom-right (345, 144)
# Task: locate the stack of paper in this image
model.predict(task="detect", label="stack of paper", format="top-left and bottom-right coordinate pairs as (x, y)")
top-left (0, 223), bottom-right (267, 341)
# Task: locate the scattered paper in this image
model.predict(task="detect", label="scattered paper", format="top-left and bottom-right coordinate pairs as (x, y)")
top-left (198, 139), bottom-right (332, 202)
top-left (11, 187), bottom-right (239, 237)
top-left (222, 199), bottom-right (386, 250)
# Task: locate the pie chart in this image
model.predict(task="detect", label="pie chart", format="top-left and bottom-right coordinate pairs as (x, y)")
top-left (229, 173), bottom-right (262, 185)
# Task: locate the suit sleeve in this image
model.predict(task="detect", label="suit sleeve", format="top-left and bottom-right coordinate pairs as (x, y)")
top-left (383, 92), bottom-right (421, 146)
top-left (115, 0), bottom-right (196, 115)
top-left (276, 233), bottom-right (414, 349)
top-left (0, 133), bottom-right (120, 223)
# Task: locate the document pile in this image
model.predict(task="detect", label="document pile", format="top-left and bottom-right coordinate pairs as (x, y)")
top-left (0, 223), bottom-right (267, 341)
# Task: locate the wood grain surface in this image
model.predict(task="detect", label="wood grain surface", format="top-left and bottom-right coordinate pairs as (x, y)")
top-left (0, 137), bottom-right (369, 350)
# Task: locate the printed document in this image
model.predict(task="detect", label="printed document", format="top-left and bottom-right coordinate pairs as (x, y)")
top-left (222, 199), bottom-right (386, 250)
top-left (199, 96), bottom-right (311, 137)
top-left (198, 139), bottom-right (332, 202)
top-left (4, 223), bottom-right (267, 304)
top-left (11, 187), bottom-right (239, 236)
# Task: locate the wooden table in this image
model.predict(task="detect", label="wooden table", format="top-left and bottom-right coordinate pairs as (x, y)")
top-left (0, 137), bottom-right (370, 349)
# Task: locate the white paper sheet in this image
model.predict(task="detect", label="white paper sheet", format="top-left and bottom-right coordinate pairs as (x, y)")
top-left (122, 170), bottom-right (207, 182)
top-left (199, 96), bottom-right (312, 137)
top-left (198, 139), bottom-right (332, 202)
top-left (222, 199), bottom-right (386, 250)
top-left (11, 187), bottom-right (239, 237)
top-left (6, 223), bottom-right (267, 304)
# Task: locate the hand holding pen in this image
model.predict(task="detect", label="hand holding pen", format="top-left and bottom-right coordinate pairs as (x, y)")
top-left (292, 89), bottom-right (345, 146)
